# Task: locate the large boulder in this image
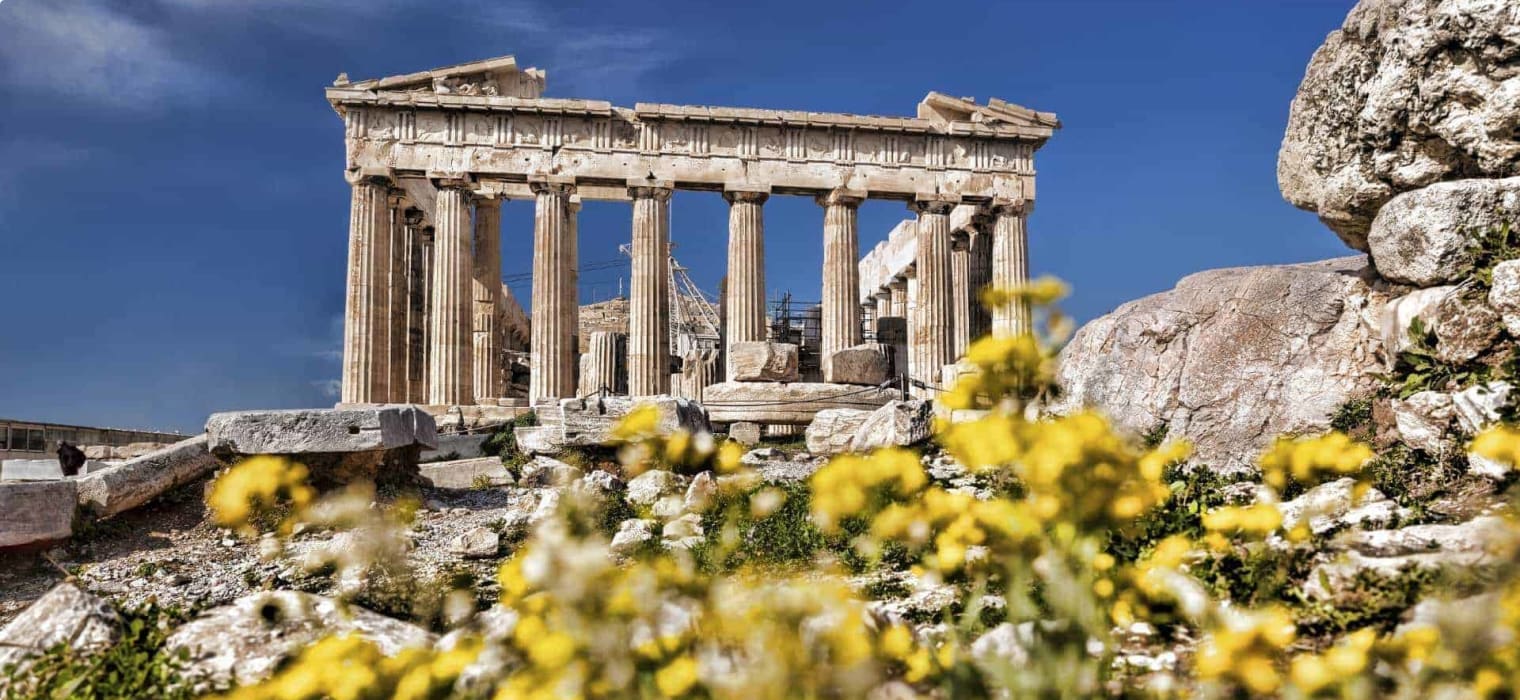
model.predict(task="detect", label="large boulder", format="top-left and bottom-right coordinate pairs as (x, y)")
top-left (728, 342), bottom-right (800, 383)
top-left (1278, 0), bottom-right (1520, 250)
top-left (703, 382), bottom-right (902, 426)
top-left (1055, 257), bottom-right (1385, 471)
top-left (1368, 178), bottom-right (1520, 285)
top-left (1428, 290), bottom-right (1501, 364)
top-left (166, 591), bottom-right (433, 688)
top-left (0, 583), bottom-right (119, 676)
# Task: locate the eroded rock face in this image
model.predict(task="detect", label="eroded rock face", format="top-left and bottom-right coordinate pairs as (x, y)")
top-left (1278, 0), bottom-right (1520, 250)
top-left (1055, 257), bottom-right (1385, 471)
top-left (1369, 178), bottom-right (1520, 285)
top-left (166, 591), bottom-right (434, 688)
top-left (1489, 260), bottom-right (1520, 336)
top-left (1429, 290), bottom-right (1502, 364)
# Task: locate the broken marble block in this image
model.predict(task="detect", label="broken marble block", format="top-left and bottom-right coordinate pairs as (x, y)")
top-left (728, 341), bottom-right (800, 383)
top-left (703, 382), bottom-right (901, 425)
top-left (0, 479), bottom-right (77, 549)
top-left (520, 395), bottom-right (710, 454)
top-left (76, 435), bottom-right (222, 519)
top-left (205, 407), bottom-right (437, 486)
top-left (0, 583), bottom-right (119, 674)
top-left (825, 344), bottom-right (890, 386)
top-left (806, 408), bottom-right (874, 456)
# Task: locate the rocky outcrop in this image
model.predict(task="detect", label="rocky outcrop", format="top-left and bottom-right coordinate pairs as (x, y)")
top-left (1055, 257), bottom-right (1385, 471)
top-left (1368, 178), bottom-right (1520, 285)
top-left (1278, 0), bottom-right (1520, 250)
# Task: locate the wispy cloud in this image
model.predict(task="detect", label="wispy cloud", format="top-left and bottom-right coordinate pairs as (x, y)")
top-left (468, 0), bottom-right (677, 97)
top-left (0, 0), bottom-right (217, 111)
top-left (311, 379), bottom-right (343, 398)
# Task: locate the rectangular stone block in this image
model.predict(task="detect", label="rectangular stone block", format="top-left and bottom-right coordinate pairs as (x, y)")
top-left (703, 381), bottom-right (901, 425)
top-left (421, 433), bottom-right (489, 462)
top-left (0, 480), bottom-right (77, 549)
top-left (2, 459), bottom-right (64, 481)
top-left (76, 435), bottom-right (222, 519)
top-left (419, 457), bottom-right (515, 489)
top-left (825, 344), bottom-right (890, 386)
top-left (728, 342), bottom-right (800, 382)
top-left (206, 406), bottom-right (438, 455)
top-left (728, 422), bottom-right (762, 445)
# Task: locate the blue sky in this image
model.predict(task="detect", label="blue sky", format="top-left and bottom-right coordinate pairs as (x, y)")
top-left (0, 0), bottom-right (1356, 434)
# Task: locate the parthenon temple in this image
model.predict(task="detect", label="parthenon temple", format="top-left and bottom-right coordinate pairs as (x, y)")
top-left (329, 55), bottom-right (1057, 422)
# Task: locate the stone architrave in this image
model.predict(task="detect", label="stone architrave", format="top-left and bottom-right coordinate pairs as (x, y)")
top-left (820, 189), bottom-right (865, 376)
top-left (629, 185), bottom-right (673, 396)
top-left (530, 180), bottom-right (577, 403)
top-left (427, 183), bottom-right (475, 405)
top-left (472, 197), bottom-right (504, 400)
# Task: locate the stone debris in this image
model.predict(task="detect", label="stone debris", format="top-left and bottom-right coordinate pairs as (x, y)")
top-left (1391, 391), bottom-right (1455, 454)
top-left (448, 527), bottom-right (500, 559)
top-left (0, 583), bottom-right (119, 676)
top-left (1274, 478), bottom-right (1405, 536)
top-left (806, 409), bottom-right (873, 456)
top-left (166, 591), bottom-right (434, 688)
top-left (519, 395), bottom-right (710, 455)
top-left (75, 435), bottom-right (222, 519)
top-left (850, 400), bottom-right (934, 452)
top-left (1305, 516), bottom-right (1511, 601)
top-left (0, 480), bottom-right (77, 549)
top-left (727, 421), bottom-right (761, 446)
top-left (728, 341), bottom-right (801, 383)
top-left (683, 472), bottom-right (716, 514)
top-left (1380, 286), bottom-right (1456, 359)
top-left (610, 518), bottom-right (657, 557)
top-left (0, 458), bottom-right (109, 481)
top-left (1451, 382), bottom-right (1513, 435)
top-left (518, 456), bottom-right (583, 488)
top-left (1490, 260), bottom-right (1520, 337)
top-left (661, 513), bottom-right (704, 549)
top-left (1429, 291), bottom-right (1501, 365)
top-left (626, 470), bottom-right (689, 507)
top-left (418, 457), bottom-right (515, 489)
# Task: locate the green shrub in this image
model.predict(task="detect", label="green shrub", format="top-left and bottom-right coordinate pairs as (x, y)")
top-left (0, 604), bottom-right (195, 700)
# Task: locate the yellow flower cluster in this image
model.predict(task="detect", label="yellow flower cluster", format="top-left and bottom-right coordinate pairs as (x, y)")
top-left (1195, 606), bottom-right (1297, 695)
top-left (1472, 425), bottom-right (1520, 467)
top-left (218, 634), bottom-right (479, 700)
top-left (871, 488), bottom-right (1040, 574)
top-left (1289, 628), bottom-right (1376, 696)
top-left (612, 403), bottom-right (744, 477)
top-left (808, 447), bottom-right (927, 532)
top-left (1201, 503), bottom-right (1284, 539)
top-left (207, 455), bottom-right (316, 535)
top-left (1257, 432), bottom-right (1372, 492)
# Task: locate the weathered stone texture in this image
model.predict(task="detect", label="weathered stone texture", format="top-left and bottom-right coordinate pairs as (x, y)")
top-left (825, 344), bottom-right (890, 386)
top-left (418, 457), bottom-right (515, 489)
top-left (703, 381), bottom-right (902, 425)
top-left (806, 408), bottom-right (874, 456)
top-left (851, 400), bottom-right (935, 452)
top-left (207, 407), bottom-right (438, 455)
top-left (76, 435), bottom-right (222, 518)
top-left (1368, 178), bottom-right (1520, 285)
top-left (0, 583), bottom-right (118, 674)
top-left (1428, 291), bottom-right (1501, 364)
top-left (1055, 257), bottom-right (1385, 471)
top-left (1379, 286), bottom-right (1456, 358)
top-left (521, 395), bottom-right (709, 454)
top-left (728, 342), bottom-right (800, 383)
top-left (1278, 0), bottom-right (1520, 250)
top-left (1490, 260), bottom-right (1520, 336)
top-left (0, 480), bottom-right (77, 548)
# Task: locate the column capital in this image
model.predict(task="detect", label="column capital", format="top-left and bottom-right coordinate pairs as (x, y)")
top-left (473, 196), bottom-right (503, 211)
top-left (910, 195), bottom-right (958, 216)
top-left (431, 175), bottom-right (475, 191)
top-left (950, 229), bottom-right (971, 250)
top-left (344, 170), bottom-right (392, 188)
top-left (990, 198), bottom-right (1032, 216)
top-left (874, 287), bottom-right (893, 299)
top-left (404, 207), bottom-right (425, 227)
top-left (723, 189), bottom-right (769, 205)
top-left (818, 188), bottom-right (866, 208)
top-left (567, 193), bottom-right (584, 213)
top-left (529, 178), bottom-right (576, 197)
top-left (629, 183), bottom-right (674, 201)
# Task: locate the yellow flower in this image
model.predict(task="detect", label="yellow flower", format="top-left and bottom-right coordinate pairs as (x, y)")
top-left (207, 455), bottom-right (315, 535)
top-left (655, 656), bottom-right (698, 697)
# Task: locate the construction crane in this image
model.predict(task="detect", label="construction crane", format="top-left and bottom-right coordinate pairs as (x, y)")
top-left (618, 243), bottom-right (721, 355)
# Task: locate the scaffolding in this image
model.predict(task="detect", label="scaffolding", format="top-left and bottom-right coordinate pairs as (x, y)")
top-left (618, 243), bottom-right (722, 357)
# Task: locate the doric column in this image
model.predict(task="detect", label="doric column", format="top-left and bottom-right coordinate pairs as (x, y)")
top-left (889, 278), bottom-right (908, 317)
top-left (384, 192), bottom-right (409, 403)
top-left (724, 188), bottom-right (768, 379)
top-left (990, 200), bottom-right (1032, 337)
top-left (950, 229), bottom-right (972, 359)
top-left (875, 289), bottom-right (892, 320)
top-left (578, 330), bottom-right (626, 397)
top-left (911, 198), bottom-right (955, 395)
top-left (402, 210), bottom-right (428, 403)
top-left (629, 184), bottom-right (673, 396)
top-left (819, 189), bottom-right (864, 380)
top-left (529, 180), bottom-right (577, 403)
top-left (427, 183), bottom-right (474, 405)
top-left (967, 220), bottom-right (993, 341)
top-left (472, 197), bottom-right (504, 401)
top-left (341, 175), bottom-right (392, 404)
top-left (566, 195), bottom-right (582, 392)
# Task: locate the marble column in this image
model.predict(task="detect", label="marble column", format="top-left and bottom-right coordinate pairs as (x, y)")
top-left (385, 192), bottom-right (409, 403)
top-left (911, 199), bottom-right (955, 395)
top-left (427, 184), bottom-right (474, 405)
top-left (950, 230), bottom-right (972, 359)
top-left (889, 278), bottom-right (908, 317)
top-left (724, 188), bottom-right (768, 377)
top-left (875, 289), bottom-right (892, 321)
top-left (967, 221), bottom-right (993, 341)
top-left (578, 330), bottom-right (625, 397)
top-left (629, 185), bottom-right (673, 396)
top-left (819, 189), bottom-right (864, 379)
top-left (341, 176), bottom-right (392, 404)
top-left (529, 181), bottom-right (577, 403)
top-left (472, 197), bottom-right (503, 401)
top-left (991, 201), bottom-right (1032, 337)
top-left (402, 210), bottom-right (428, 403)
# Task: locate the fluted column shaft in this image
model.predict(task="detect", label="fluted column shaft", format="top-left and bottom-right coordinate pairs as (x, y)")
top-left (401, 212), bottom-right (428, 403)
top-left (820, 190), bottom-right (864, 378)
top-left (629, 186), bottom-right (673, 396)
top-left (472, 198), bottom-right (504, 401)
top-left (967, 224), bottom-right (993, 340)
top-left (991, 202), bottom-right (1032, 337)
top-left (950, 231), bottom-right (972, 359)
top-left (529, 182), bottom-right (577, 403)
top-left (427, 186), bottom-right (474, 405)
top-left (382, 195), bottom-right (409, 403)
top-left (911, 200), bottom-right (955, 395)
top-left (724, 190), bottom-right (768, 363)
top-left (341, 177), bottom-right (392, 404)
top-left (890, 281), bottom-right (908, 317)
